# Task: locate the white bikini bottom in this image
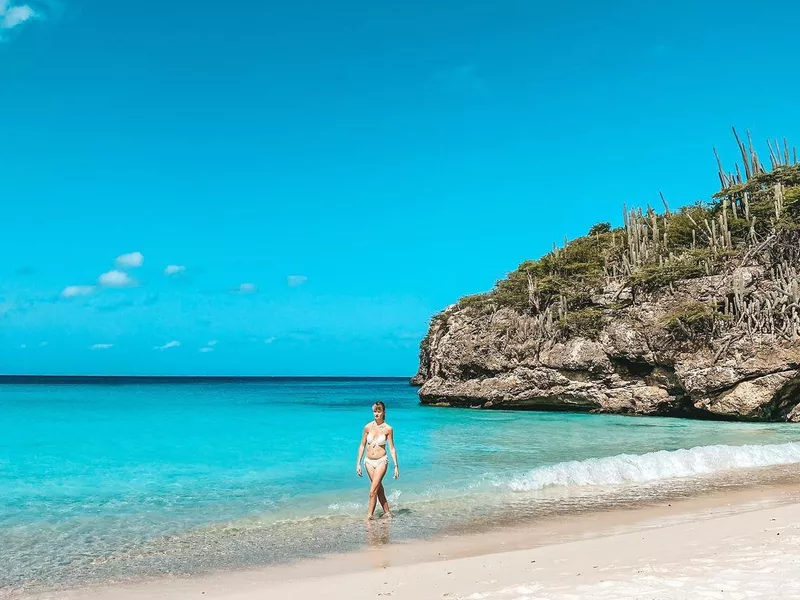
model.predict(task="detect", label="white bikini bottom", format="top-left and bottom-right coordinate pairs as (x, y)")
top-left (364, 455), bottom-right (389, 469)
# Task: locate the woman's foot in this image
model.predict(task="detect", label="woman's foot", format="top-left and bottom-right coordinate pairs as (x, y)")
top-left (382, 511), bottom-right (392, 519)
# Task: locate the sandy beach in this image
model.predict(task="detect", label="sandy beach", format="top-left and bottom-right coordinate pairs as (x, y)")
top-left (15, 482), bottom-right (800, 600)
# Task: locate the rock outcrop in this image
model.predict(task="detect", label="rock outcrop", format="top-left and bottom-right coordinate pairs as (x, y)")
top-left (413, 293), bottom-right (800, 421)
top-left (412, 145), bottom-right (800, 422)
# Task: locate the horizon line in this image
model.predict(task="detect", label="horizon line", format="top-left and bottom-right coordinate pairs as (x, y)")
top-left (0, 375), bottom-right (413, 384)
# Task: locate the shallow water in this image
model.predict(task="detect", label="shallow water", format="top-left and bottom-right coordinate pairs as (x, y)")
top-left (2, 378), bottom-right (800, 591)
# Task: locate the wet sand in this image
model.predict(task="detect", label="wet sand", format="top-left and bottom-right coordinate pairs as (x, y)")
top-left (15, 481), bottom-right (800, 600)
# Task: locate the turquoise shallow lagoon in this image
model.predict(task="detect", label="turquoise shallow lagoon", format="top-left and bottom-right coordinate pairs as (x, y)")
top-left (3, 378), bottom-right (800, 591)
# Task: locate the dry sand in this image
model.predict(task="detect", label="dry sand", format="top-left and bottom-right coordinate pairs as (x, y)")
top-left (17, 484), bottom-right (800, 600)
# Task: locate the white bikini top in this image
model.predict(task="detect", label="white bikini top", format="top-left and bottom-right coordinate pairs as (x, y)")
top-left (367, 424), bottom-right (387, 447)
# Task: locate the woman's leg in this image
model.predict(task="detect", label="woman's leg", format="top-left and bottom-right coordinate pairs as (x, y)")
top-left (364, 460), bottom-right (389, 520)
top-left (377, 482), bottom-right (390, 516)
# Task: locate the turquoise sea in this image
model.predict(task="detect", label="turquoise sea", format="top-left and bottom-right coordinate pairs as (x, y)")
top-left (3, 377), bottom-right (800, 592)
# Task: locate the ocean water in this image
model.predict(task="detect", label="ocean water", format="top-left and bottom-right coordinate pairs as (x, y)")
top-left (2, 378), bottom-right (800, 592)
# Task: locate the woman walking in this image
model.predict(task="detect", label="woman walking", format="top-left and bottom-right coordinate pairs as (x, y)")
top-left (356, 401), bottom-right (399, 520)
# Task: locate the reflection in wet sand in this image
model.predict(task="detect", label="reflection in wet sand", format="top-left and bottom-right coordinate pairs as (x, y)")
top-left (365, 518), bottom-right (391, 547)
top-left (364, 518), bottom-right (392, 569)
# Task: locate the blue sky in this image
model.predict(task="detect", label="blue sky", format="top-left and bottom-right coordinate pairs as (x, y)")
top-left (2, 0), bottom-right (799, 376)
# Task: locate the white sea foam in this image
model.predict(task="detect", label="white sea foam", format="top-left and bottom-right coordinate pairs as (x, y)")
top-left (327, 490), bottom-right (401, 512)
top-left (501, 441), bottom-right (800, 492)
top-left (327, 501), bottom-right (363, 511)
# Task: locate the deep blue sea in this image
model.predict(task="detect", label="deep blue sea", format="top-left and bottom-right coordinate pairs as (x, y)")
top-left (3, 378), bottom-right (800, 591)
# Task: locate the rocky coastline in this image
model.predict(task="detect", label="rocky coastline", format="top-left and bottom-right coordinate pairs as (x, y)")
top-left (412, 135), bottom-right (800, 422)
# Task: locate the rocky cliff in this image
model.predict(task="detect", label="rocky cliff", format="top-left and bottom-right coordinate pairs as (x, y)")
top-left (413, 135), bottom-right (800, 422)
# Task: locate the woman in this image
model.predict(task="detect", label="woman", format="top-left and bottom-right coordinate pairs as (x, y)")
top-left (356, 401), bottom-right (399, 520)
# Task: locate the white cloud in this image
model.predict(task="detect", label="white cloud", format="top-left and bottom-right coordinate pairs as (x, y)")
top-left (287, 275), bottom-right (307, 287)
top-left (115, 252), bottom-right (144, 269)
top-left (207, 340), bottom-right (217, 346)
top-left (61, 285), bottom-right (95, 298)
top-left (154, 340), bottom-right (180, 351)
top-left (237, 282), bottom-right (256, 294)
top-left (164, 264), bottom-right (186, 276)
top-left (1, 4), bottom-right (36, 30)
top-left (98, 270), bottom-right (136, 288)
top-left (91, 343), bottom-right (114, 350)
top-left (199, 346), bottom-right (214, 353)
top-left (264, 336), bottom-right (276, 344)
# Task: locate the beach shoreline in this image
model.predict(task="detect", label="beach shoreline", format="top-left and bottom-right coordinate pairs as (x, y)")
top-left (12, 479), bottom-right (800, 600)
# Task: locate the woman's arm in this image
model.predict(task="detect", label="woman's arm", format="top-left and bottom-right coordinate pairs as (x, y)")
top-left (355, 426), bottom-right (368, 477)
top-left (387, 426), bottom-right (399, 479)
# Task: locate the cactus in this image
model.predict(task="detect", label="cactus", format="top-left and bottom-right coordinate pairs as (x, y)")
top-left (435, 130), bottom-right (800, 346)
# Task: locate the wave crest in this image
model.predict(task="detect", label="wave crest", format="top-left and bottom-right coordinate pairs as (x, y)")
top-left (503, 442), bottom-right (800, 492)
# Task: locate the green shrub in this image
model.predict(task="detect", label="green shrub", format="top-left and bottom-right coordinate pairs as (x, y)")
top-left (492, 269), bottom-right (532, 311)
top-left (783, 185), bottom-right (800, 222)
top-left (661, 301), bottom-right (720, 340)
top-left (630, 248), bottom-right (717, 292)
top-left (557, 308), bottom-right (606, 340)
top-left (455, 293), bottom-right (494, 312)
top-left (665, 203), bottom-right (713, 248)
top-left (588, 222), bottom-right (611, 236)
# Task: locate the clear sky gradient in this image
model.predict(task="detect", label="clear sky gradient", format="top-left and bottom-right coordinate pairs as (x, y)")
top-left (2, 0), bottom-right (799, 376)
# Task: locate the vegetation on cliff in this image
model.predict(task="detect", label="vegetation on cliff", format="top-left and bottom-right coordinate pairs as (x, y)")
top-left (424, 131), bottom-right (800, 348)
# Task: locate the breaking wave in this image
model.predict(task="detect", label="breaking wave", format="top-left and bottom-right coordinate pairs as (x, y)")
top-left (502, 442), bottom-right (800, 492)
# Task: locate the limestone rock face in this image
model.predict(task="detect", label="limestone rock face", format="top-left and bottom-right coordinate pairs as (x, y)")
top-left (694, 371), bottom-right (799, 420)
top-left (413, 273), bottom-right (800, 421)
